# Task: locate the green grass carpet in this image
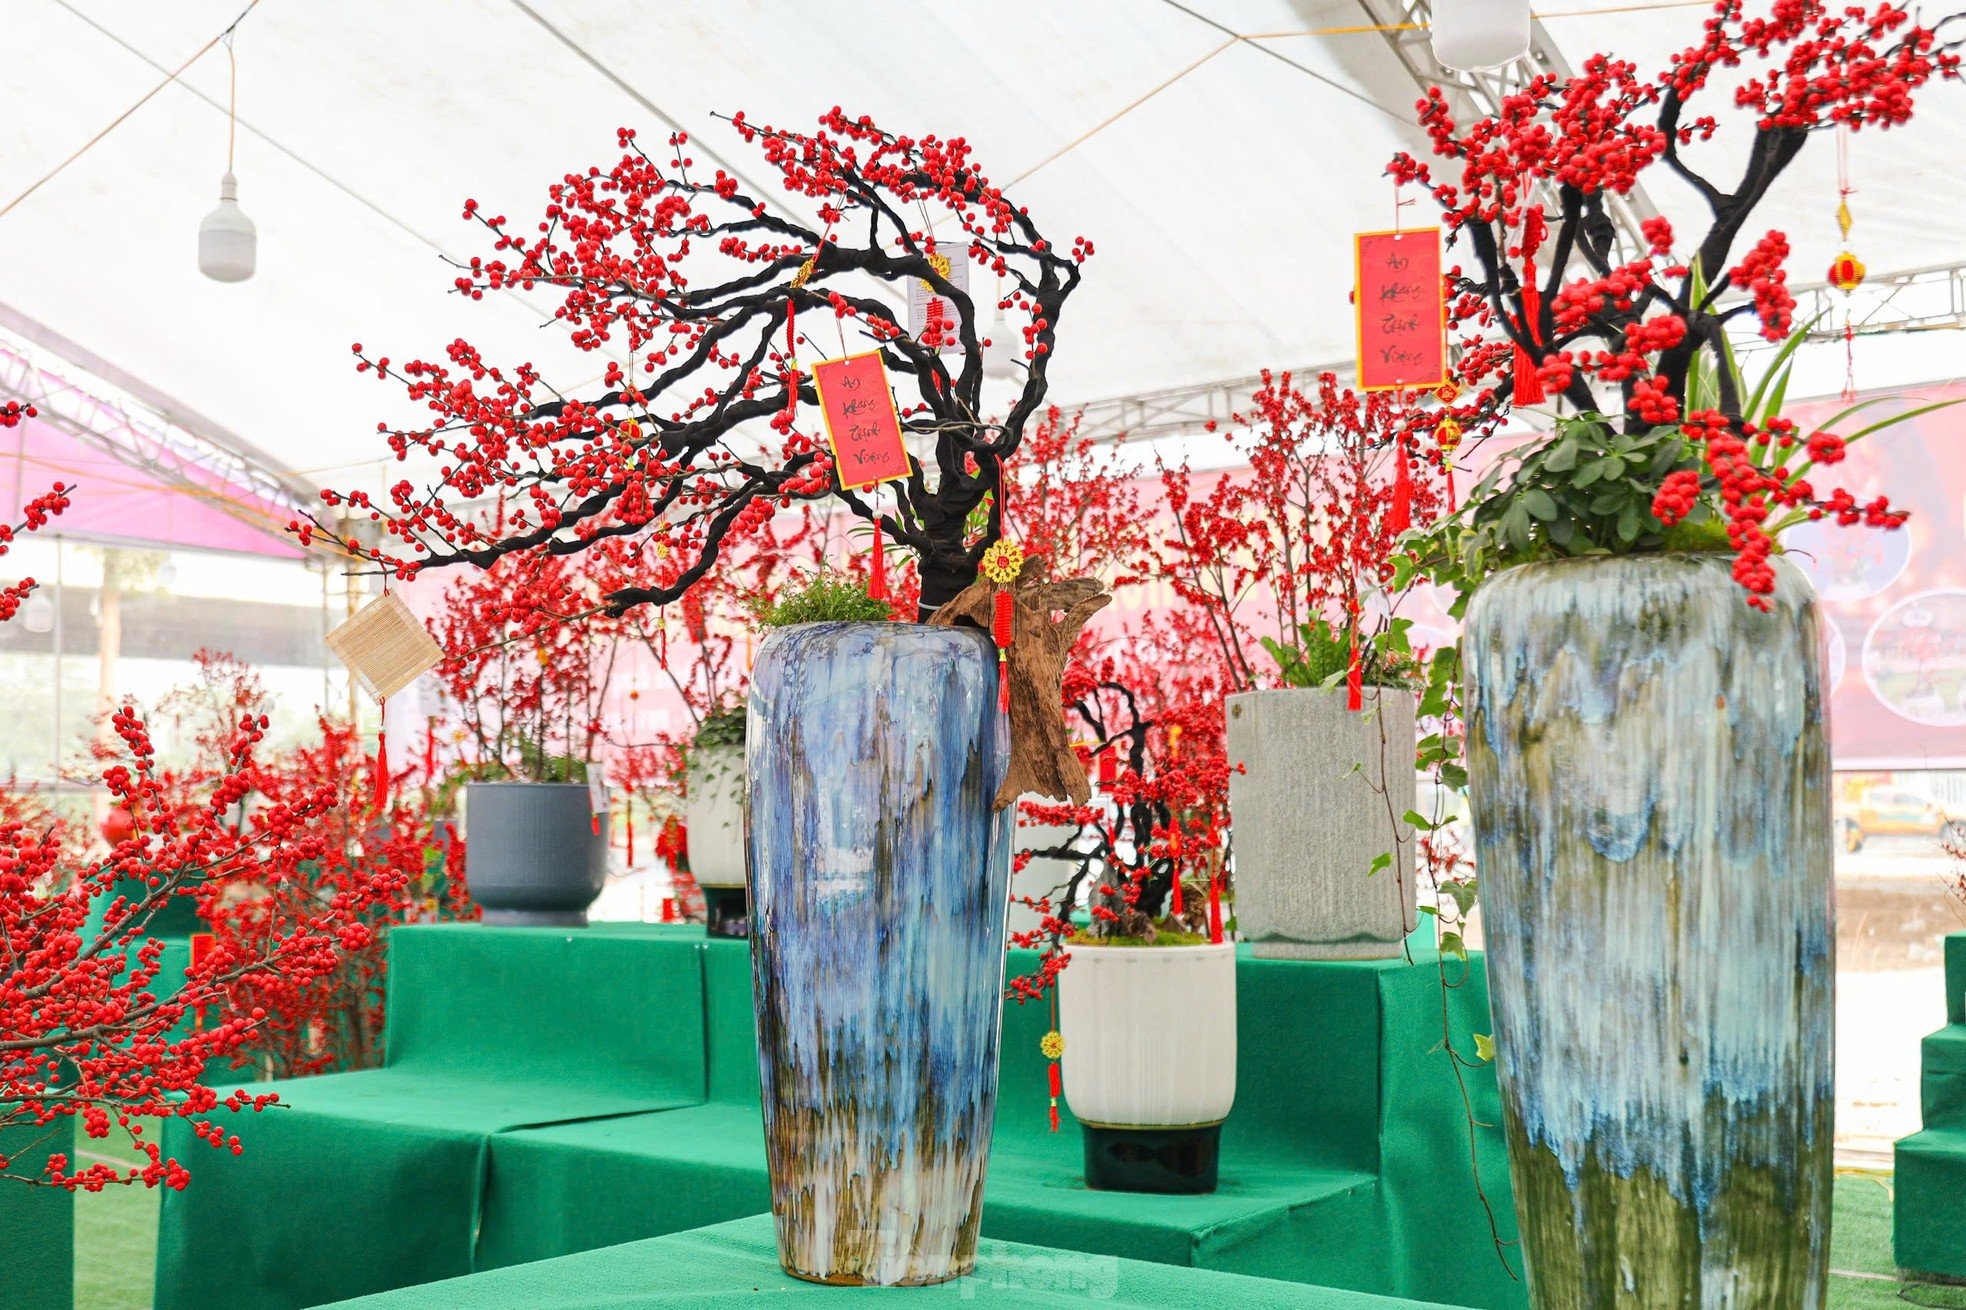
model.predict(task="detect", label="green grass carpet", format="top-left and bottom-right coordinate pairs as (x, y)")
top-left (70, 1166), bottom-right (1963, 1309)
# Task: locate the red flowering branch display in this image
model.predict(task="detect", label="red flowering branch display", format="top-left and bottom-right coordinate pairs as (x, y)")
top-left (226, 716), bottom-right (474, 1079)
top-left (301, 109), bottom-right (1089, 617)
top-left (1009, 647), bottom-right (1237, 1001)
top-left (0, 508), bottom-right (413, 1189)
top-left (1145, 370), bottom-right (1447, 691)
top-left (1391, 0), bottom-right (1963, 602)
top-left (428, 550), bottom-right (624, 783)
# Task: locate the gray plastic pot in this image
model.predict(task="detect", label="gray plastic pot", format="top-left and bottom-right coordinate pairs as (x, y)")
top-left (464, 781), bottom-right (608, 927)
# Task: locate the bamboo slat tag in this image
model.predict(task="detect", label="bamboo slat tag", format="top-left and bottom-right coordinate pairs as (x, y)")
top-left (326, 591), bottom-right (443, 700)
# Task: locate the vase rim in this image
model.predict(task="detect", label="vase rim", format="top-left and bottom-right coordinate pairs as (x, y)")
top-left (464, 779), bottom-right (592, 790)
top-left (1065, 940), bottom-right (1236, 957)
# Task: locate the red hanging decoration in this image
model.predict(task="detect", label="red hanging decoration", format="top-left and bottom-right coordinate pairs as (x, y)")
top-left (625, 803), bottom-right (635, 868)
top-left (1207, 874), bottom-right (1224, 944)
top-left (982, 539), bottom-right (1023, 715)
top-left (1041, 1025), bottom-right (1064, 1132)
top-left (1387, 437), bottom-right (1413, 535)
top-left (1170, 871), bottom-right (1185, 918)
top-left (1513, 212), bottom-right (1548, 405)
top-left (423, 719), bottom-right (436, 785)
top-left (373, 698), bottom-right (390, 812)
top-left (869, 515), bottom-right (887, 602)
top-left (1346, 628), bottom-right (1364, 712)
top-left (1097, 749), bottom-right (1117, 790)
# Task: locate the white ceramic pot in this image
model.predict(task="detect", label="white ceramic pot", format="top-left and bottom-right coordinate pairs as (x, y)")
top-left (1059, 942), bottom-right (1237, 1128)
top-left (1058, 941), bottom-right (1237, 1193)
top-left (686, 742), bottom-right (746, 889)
top-left (1226, 685), bottom-right (1417, 959)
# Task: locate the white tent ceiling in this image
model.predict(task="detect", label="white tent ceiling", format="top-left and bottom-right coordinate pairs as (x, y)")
top-left (4, 0), bottom-right (1965, 506)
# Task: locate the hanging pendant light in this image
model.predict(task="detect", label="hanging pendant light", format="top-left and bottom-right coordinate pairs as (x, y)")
top-left (199, 172), bottom-right (255, 281)
top-left (198, 33), bottom-right (255, 282)
top-left (1431, 0), bottom-right (1532, 72)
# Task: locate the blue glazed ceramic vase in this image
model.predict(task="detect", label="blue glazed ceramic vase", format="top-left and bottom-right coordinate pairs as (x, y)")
top-left (1464, 554), bottom-right (1834, 1308)
top-left (745, 620), bottom-right (1011, 1286)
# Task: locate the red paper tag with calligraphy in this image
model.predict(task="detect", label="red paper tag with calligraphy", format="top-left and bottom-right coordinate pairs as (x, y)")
top-left (814, 351), bottom-right (911, 490)
top-left (1354, 228), bottom-right (1447, 392)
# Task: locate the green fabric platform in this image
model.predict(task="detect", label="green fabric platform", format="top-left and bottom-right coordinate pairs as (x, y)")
top-left (321, 1213), bottom-right (1463, 1309)
top-left (2, 1117), bottom-right (76, 1310)
top-left (1894, 931), bottom-right (1966, 1280)
top-left (154, 924), bottom-right (709, 1310)
top-left (482, 941), bottom-right (1523, 1309)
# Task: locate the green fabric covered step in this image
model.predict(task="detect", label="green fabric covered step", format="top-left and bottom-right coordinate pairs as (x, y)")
top-left (1895, 1127), bottom-right (1966, 1280)
top-left (322, 1212), bottom-right (1465, 1308)
top-left (154, 924), bottom-right (710, 1310)
top-left (1, 1117), bottom-right (75, 1310)
top-left (1920, 1026), bottom-right (1966, 1129)
top-left (482, 943), bottom-right (1523, 1310)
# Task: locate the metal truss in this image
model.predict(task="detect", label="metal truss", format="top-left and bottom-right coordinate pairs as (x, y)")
top-left (1071, 361), bottom-right (1352, 445)
top-left (1784, 260), bottom-right (1966, 343)
top-left (0, 312), bottom-right (315, 550)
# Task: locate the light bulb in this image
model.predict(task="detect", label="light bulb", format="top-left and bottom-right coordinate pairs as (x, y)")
top-left (199, 172), bottom-right (257, 282)
top-left (1430, 0), bottom-right (1532, 72)
top-left (983, 302), bottom-right (1023, 382)
top-left (21, 593), bottom-right (54, 634)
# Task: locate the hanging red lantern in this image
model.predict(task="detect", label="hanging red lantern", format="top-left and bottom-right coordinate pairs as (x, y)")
top-left (1827, 251), bottom-right (1866, 292)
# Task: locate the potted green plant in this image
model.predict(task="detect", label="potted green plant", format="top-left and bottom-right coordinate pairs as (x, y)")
top-left (1388, 4), bottom-right (1963, 1295)
top-left (684, 702), bottom-right (748, 936)
top-left (1150, 371), bottom-right (1443, 959)
top-left (1023, 662), bottom-right (1237, 1194)
top-left (430, 555), bottom-right (615, 927)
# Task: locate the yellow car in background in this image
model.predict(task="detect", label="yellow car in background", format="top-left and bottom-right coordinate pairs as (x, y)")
top-left (1834, 785), bottom-right (1966, 852)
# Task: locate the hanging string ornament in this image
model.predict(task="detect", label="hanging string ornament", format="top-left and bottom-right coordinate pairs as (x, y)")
top-left (1828, 129), bottom-right (1866, 402)
top-left (980, 539), bottom-right (1025, 712)
top-left (1041, 1025), bottom-right (1065, 1132)
top-left (1512, 209), bottom-right (1549, 405)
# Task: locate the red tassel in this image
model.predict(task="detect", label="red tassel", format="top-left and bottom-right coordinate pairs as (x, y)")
top-left (626, 806), bottom-right (635, 867)
top-left (1208, 875), bottom-right (1224, 944)
top-left (1446, 466), bottom-right (1457, 513)
top-left (869, 516), bottom-right (886, 602)
top-left (1171, 874), bottom-right (1184, 918)
top-left (423, 721), bottom-right (436, 785)
top-left (1346, 631), bottom-right (1364, 712)
top-left (999, 659), bottom-right (1011, 712)
top-left (1513, 340), bottom-right (1546, 404)
top-left (1388, 439), bottom-right (1412, 535)
top-left (590, 813), bottom-right (601, 837)
top-left (1048, 1063), bottom-right (1062, 1099)
top-left (1048, 1102), bottom-right (1060, 1133)
top-left (373, 699), bottom-right (389, 811)
top-left (1514, 259), bottom-right (1546, 405)
top-left (992, 587), bottom-right (1014, 713)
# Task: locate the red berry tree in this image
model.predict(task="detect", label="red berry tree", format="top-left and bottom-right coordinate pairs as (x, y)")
top-left (304, 110), bottom-right (1090, 617)
top-left (1390, 0), bottom-right (1962, 599)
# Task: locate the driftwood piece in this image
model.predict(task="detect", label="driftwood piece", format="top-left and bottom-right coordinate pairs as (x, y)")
top-left (931, 557), bottom-right (1111, 811)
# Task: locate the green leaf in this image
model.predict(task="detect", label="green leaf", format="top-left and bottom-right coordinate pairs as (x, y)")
top-left (1472, 1032), bottom-right (1495, 1062)
top-left (1616, 502), bottom-right (1644, 544)
top-left (1542, 439), bottom-right (1580, 473)
top-left (1437, 762), bottom-right (1469, 790)
top-left (1521, 488), bottom-right (1558, 521)
top-left (1402, 809), bottom-right (1440, 832)
top-left (1367, 852), bottom-right (1392, 877)
top-left (1440, 931), bottom-right (1467, 961)
top-left (1571, 460), bottom-right (1605, 489)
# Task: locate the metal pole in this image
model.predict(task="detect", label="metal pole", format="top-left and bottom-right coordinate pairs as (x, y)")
top-left (50, 535), bottom-right (62, 799)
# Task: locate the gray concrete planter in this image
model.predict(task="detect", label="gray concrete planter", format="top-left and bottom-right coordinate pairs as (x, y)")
top-left (1225, 685), bottom-right (1416, 959)
top-left (464, 781), bottom-right (608, 927)
top-left (686, 742), bottom-right (747, 889)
